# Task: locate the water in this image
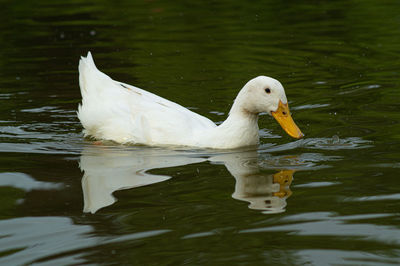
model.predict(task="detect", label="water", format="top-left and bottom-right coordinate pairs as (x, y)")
top-left (1, 0), bottom-right (400, 265)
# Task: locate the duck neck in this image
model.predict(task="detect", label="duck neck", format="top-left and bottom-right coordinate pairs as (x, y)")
top-left (211, 104), bottom-right (260, 148)
top-left (225, 104), bottom-right (259, 126)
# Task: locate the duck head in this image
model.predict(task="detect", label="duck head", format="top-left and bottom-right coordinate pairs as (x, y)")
top-left (233, 76), bottom-right (304, 139)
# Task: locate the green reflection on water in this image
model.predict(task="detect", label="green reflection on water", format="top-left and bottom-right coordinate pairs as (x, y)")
top-left (1, 0), bottom-right (400, 265)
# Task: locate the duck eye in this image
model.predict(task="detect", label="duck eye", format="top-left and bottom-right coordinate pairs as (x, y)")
top-left (265, 88), bottom-right (271, 94)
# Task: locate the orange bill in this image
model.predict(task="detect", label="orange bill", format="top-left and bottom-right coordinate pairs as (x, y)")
top-left (271, 101), bottom-right (304, 139)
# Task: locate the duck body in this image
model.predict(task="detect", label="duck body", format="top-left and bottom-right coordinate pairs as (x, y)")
top-left (78, 52), bottom-right (303, 149)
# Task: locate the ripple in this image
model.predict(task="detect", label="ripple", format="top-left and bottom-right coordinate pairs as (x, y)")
top-left (342, 193), bottom-right (400, 202)
top-left (182, 231), bottom-right (215, 239)
top-left (259, 128), bottom-right (282, 139)
top-left (0, 141), bottom-right (83, 155)
top-left (0, 172), bottom-right (63, 191)
top-left (0, 122), bottom-right (84, 154)
top-left (260, 136), bottom-right (373, 153)
top-left (259, 152), bottom-right (341, 170)
top-left (240, 212), bottom-right (400, 245)
top-left (20, 106), bottom-right (59, 113)
top-left (295, 249), bottom-right (399, 265)
top-left (338, 83), bottom-right (382, 95)
top-left (209, 111), bottom-right (225, 116)
top-left (373, 163), bottom-right (400, 168)
top-left (291, 103), bottom-right (330, 110)
top-left (259, 140), bottom-right (303, 152)
top-left (295, 181), bottom-right (340, 188)
top-left (301, 136), bottom-right (373, 150)
top-left (0, 216), bottom-right (170, 265)
top-left (0, 93), bottom-right (12, 100)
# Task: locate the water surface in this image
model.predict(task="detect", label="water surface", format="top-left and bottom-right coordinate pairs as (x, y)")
top-left (1, 0), bottom-right (400, 265)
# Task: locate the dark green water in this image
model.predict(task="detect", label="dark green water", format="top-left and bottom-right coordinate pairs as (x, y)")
top-left (1, 0), bottom-right (400, 265)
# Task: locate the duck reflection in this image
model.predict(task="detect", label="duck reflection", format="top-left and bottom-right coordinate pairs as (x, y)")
top-left (80, 146), bottom-right (206, 213)
top-left (232, 170), bottom-right (293, 214)
top-left (79, 146), bottom-right (295, 214)
top-left (209, 152), bottom-right (294, 214)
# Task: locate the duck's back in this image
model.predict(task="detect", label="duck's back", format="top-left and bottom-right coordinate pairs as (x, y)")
top-left (77, 52), bottom-right (216, 145)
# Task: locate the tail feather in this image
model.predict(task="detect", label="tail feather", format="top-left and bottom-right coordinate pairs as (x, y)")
top-left (80, 51), bottom-right (96, 69)
top-left (78, 51), bottom-right (106, 133)
top-left (79, 51), bottom-right (97, 96)
top-left (78, 52), bottom-right (131, 141)
top-left (79, 52), bottom-right (115, 95)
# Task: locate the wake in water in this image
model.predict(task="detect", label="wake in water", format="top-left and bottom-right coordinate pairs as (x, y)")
top-left (260, 135), bottom-right (372, 152)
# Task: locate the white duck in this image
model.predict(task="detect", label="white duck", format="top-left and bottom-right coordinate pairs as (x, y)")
top-left (78, 52), bottom-right (303, 149)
